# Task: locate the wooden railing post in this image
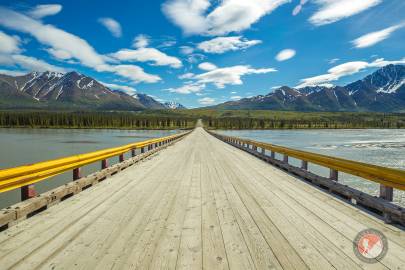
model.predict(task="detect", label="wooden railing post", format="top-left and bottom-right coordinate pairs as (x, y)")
top-left (73, 168), bottom-right (81, 180)
top-left (101, 159), bottom-right (108, 169)
top-left (301, 160), bottom-right (308, 170)
top-left (330, 169), bottom-right (338, 181)
top-left (21, 184), bottom-right (36, 201)
top-left (380, 185), bottom-right (393, 201)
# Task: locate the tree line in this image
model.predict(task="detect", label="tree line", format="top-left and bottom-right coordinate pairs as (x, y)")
top-left (0, 111), bottom-right (196, 129)
top-left (202, 115), bottom-right (405, 129)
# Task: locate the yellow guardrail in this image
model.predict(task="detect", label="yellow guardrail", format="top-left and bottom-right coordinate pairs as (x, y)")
top-left (0, 131), bottom-right (189, 194)
top-left (210, 132), bottom-right (405, 191)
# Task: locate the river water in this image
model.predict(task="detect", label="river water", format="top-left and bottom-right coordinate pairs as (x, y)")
top-left (216, 129), bottom-right (405, 207)
top-left (0, 128), bottom-right (179, 208)
top-left (1, 128), bottom-right (404, 209)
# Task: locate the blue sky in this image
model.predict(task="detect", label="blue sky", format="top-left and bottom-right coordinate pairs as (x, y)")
top-left (0, 0), bottom-right (404, 107)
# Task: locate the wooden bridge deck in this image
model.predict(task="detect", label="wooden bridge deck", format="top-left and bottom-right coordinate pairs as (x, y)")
top-left (0, 127), bottom-right (404, 270)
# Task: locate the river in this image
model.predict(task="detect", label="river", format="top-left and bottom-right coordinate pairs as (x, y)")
top-left (0, 128), bottom-right (179, 208)
top-left (1, 128), bottom-right (404, 208)
top-left (216, 129), bottom-right (405, 207)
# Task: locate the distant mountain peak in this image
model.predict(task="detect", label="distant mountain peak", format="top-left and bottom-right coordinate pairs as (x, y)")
top-left (0, 70), bottom-right (167, 111)
top-left (164, 101), bottom-right (186, 109)
top-left (211, 64), bottom-right (405, 112)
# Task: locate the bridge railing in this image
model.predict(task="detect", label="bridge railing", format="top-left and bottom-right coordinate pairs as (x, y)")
top-left (0, 131), bottom-right (189, 200)
top-left (209, 131), bottom-right (405, 223)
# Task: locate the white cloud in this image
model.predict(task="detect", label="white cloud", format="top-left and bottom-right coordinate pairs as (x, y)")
top-left (167, 82), bottom-right (205, 94)
top-left (198, 36), bottom-right (261, 54)
top-left (133, 34), bottom-right (150, 48)
top-left (0, 69), bottom-right (26, 76)
top-left (162, 0), bottom-right (289, 36)
top-left (178, 72), bottom-right (195, 79)
top-left (297, 58), bottom-right (405, 87)
top-left (275, 49), bottom-right (296, 61)
top-left (28, 4), bottom-right (62, 19)
top-left (179, 46), bottom-right (194, 55)
top-left (110, 47), bottom-right (182, 68)
top-left (368, 57), bottom-right (405, 68)
top-left (0, 7), bottom-right (105, 67)
top-left (195, 65), bottom-right (276, 88)
top-left (292, 0), bottom-right (308, 16)
top-left (1, 54), bottom-right (67, 73)
top-left (198, 97), bottom-right (216, 105)
top-left (352, 24), bottom-right (405, 48)
top-left (230, 91), bottom-right (237, 94)
top-left (0, 31), bottom-right (21, 54)
top-left (0, 8), bottom-right (160, 84)
top-left (46, 48), bottom-right (72, 60)
top-left (309, 0), bottom-right (382, 26)
top-left (328, 58), bottom-right (340, 64)
top-left (198, 62), bottom-right (217, 71)
top-left (230, 95), bottom-right (242, 100)
top-left (98, 17), bottom-right (122, 38)
top-left (186, 53), bottom-right (206, 64)
top-left (101, 81), bottom-right (137, 94)
top-left (100, 64), bottom-right (161, 83)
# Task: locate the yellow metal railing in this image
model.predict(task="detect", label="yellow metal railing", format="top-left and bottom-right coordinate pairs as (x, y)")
top-left (0, 131), bottom-right (189, 195)
top-left (210, 131), bottom-right (405, 200)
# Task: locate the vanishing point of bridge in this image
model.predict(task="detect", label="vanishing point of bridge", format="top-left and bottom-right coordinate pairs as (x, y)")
top-left (0, 127), bottom-right (404, 269)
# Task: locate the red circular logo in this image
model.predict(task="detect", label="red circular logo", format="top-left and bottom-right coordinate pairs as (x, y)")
top-left (353, 229), bottom-right (388, 263)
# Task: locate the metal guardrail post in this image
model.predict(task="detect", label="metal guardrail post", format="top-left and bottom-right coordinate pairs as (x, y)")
top-left (131, 149), bottom-right (136, 157)
top-left (271, 151), bottom-right (275, 159)
top-left (380, 185), bottom-right (393, 201)
top-left (101, 159), bottom-right (108, 169)
top-left (119, 154), bottom-right (125, 162)
top-left (301, 160), bottom-right (308, 170)
top-left (141, 147), bottom-right (145, 154)
top-left (261, 148), bottom-right (265, 155)
top-left (21, 184), bottom-right (36, 201)
top-left (283, 155), bottom-right (289, 164)
top-left (73, 168), bottom-right (81, 180)
top-left (330, 169), bottom-right (338, 181)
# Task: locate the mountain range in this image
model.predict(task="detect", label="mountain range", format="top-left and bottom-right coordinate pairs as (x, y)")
top-left (0, 71), bottom-right (184, 111)
top-left (212, 64), bottom-right (405, 112)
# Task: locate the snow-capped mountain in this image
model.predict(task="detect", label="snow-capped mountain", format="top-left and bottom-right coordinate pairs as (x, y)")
top-left (211, 64), bottom-right (405, 112)
top-left (0, 71), bottom-right (166, 110)
top-left (164, 101), bottom-right (186, 109)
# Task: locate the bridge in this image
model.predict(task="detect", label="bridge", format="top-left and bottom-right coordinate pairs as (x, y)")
top-left (0, 127), bottom-right (404, 269)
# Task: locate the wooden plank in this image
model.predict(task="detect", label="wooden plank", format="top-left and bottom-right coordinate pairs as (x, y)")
top-left (200, 148), bottom-right (229, 270)
top-left (148, 150), bottom-right (195, 269)
top-left (205, 159), bottom-right (255, 270)
top-left (176, 153), bottom-right (203, 270)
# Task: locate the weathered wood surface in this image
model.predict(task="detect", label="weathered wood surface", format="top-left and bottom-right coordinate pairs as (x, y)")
top-left (0, 127), bottom-right (404, 270)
